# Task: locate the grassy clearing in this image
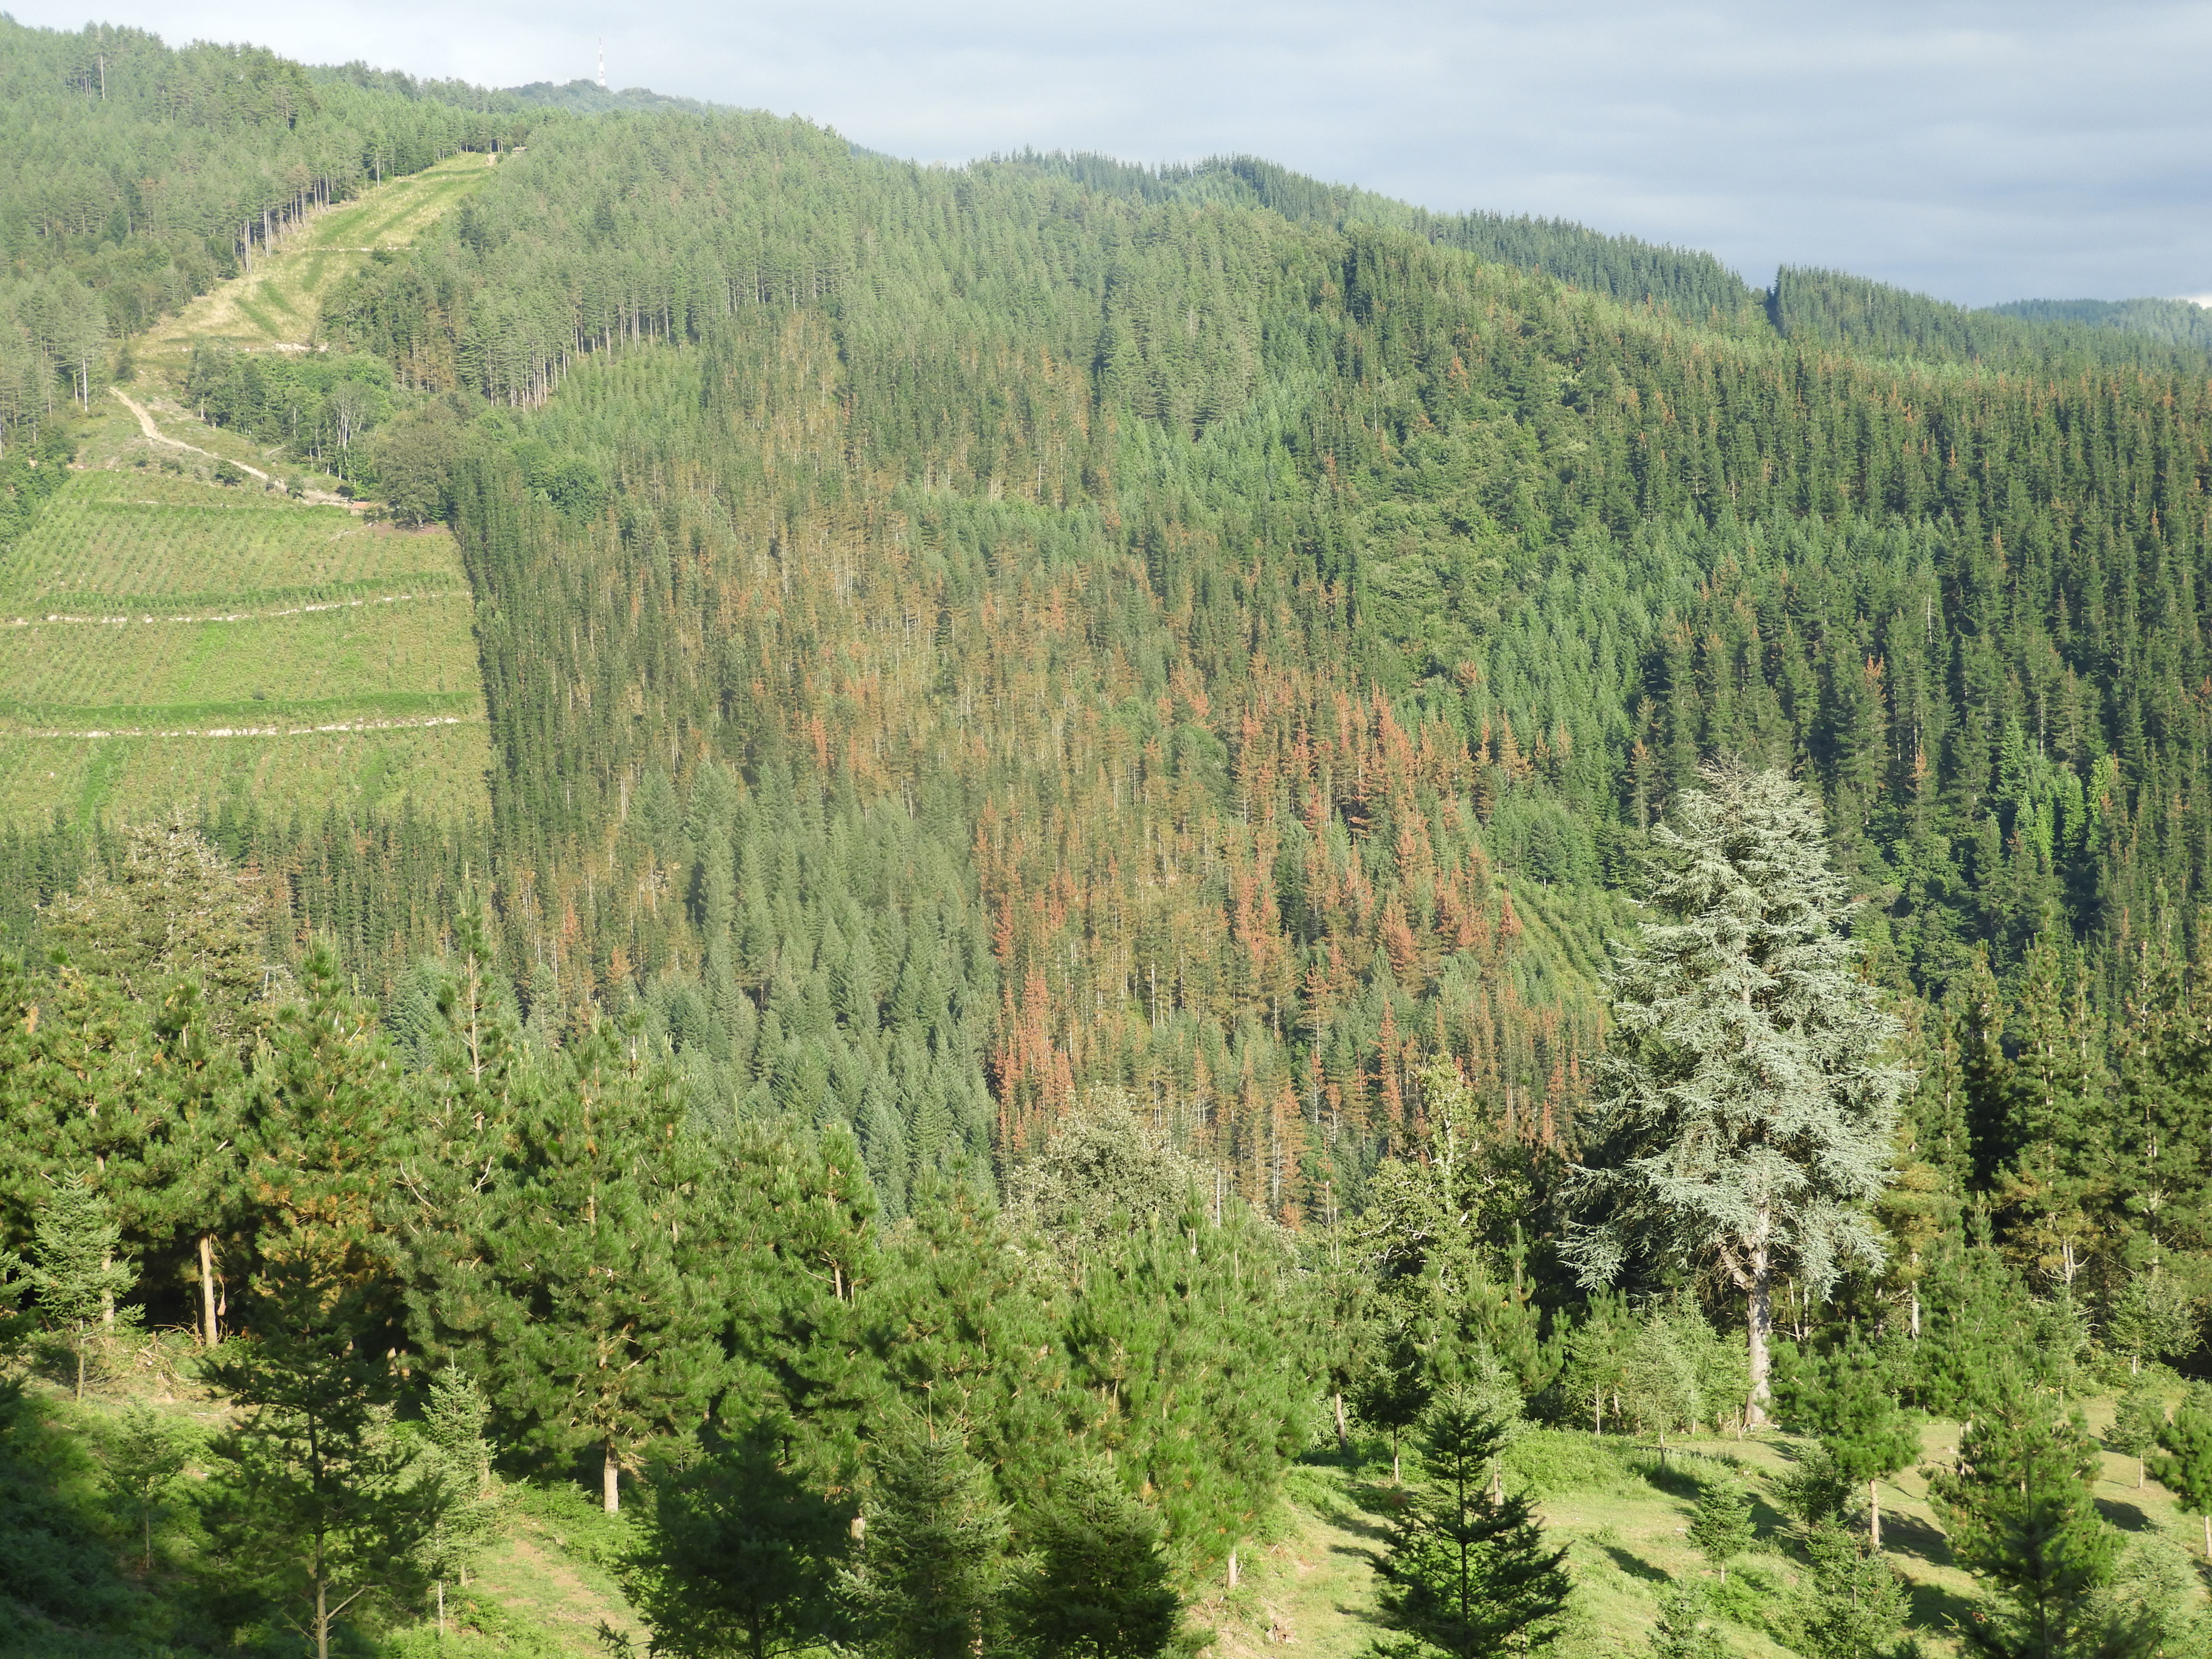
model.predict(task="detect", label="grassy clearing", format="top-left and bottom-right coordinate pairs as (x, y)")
top-left (1197, 1409), bottom-right (2212, 1659)
top-left (136, 151), bottom-right (495, 366)
top-left (0, 1343), bottom-right (645, 1659)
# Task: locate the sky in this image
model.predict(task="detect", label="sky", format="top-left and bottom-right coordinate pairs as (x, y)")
top-left (17, 0), bottom-right (2212, 307)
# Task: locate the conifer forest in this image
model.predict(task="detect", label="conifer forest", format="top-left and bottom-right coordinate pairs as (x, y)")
top-left (5, 15), bottom-right (2212, 1659)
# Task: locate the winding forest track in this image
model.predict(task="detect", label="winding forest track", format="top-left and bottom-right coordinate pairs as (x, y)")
top-left (109, 389), bottom-right (271, 480)
top-left (0, 154), bottom-right (496, 828)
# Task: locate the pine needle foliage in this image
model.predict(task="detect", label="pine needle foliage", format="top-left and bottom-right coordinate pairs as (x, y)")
top-left (619, 1424), bottom-right (852, 1659)
top-left (842, 1431), bottom-right (1010, 1659)
top-left (1371, 1388), bottom-right (1571, 1659)
top-left (1004, 1462), bottom-right (1185, 1659)
top-left (1929, 1370), bottom-right (2148, 1659)
top-left (1688, 1475), bottom-right (1755, 1581)
top-left (1566, 763), bottom-right (1909, 1421)
top-left (28, 1174), bottom-right (138, 1399)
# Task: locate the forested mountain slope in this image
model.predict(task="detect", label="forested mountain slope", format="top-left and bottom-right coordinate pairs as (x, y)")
top-left (8, 42), bottom-right (2211, 1222)
top-left (9, 18), bottom-right (2212, 1659)
top-left (296, 106), bottom-right (2209, 1221)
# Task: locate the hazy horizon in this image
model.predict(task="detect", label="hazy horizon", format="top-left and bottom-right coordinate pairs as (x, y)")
top-left (12, 0), bottom-right (2212, 309)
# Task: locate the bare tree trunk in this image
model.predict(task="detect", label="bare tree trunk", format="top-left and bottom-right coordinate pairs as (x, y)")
top-left (1333, 1391), bottom-right (1348, 1455)
top-left (1746, 1260), bottom-right (1774, 1428)
top-left (603, 1445), bottom-right (621, 1514)
top-left (1870, 1479), bottom-right (1881, 1549)
top-left (199, 1234), bottom-right (219, 1346)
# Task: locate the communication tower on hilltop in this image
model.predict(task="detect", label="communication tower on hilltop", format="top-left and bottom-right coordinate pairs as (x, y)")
top-left (597, 39), bottom-right (607, 89)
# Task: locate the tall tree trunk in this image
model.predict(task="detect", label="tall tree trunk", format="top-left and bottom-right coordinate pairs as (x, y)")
top-left (1746, 1257), bottom-right (1774, 1428)
top-left (603, 1444), bottom-right (621, 1514)
top-left (1333, 1390), bottom-right (1348, 1455)
top-left (1869, 1479), bottom-right (1881, 1549)
top-left (199, 1234), bottom-right (219, 1347)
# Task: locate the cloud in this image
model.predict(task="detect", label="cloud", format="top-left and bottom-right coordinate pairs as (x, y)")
top-left (16, 0), bottom-right (2212, 303)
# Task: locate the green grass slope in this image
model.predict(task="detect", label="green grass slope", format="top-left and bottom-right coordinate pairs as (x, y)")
top-left (138, 150), bottom-right (496, 370)
top-left (0, 157), bottom-right (493, 831)
top-left (1203, 1412), bottom-right (2212, 1659)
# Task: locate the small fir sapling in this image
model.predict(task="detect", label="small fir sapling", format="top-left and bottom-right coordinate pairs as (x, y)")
top-left (1688, 1476), bottom-right (1756, 1582)
top-left (29, 1176), bottom-right (139, 1399)
top-left (2108, 1380), bottom-right (2167, 1492)
top-left (2150, 1385), bottom-right (2212, 1563)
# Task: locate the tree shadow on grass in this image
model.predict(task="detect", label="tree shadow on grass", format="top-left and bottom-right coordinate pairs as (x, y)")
top-left (1880, 1511), bottom-right (1955, 1572)
top-left (1746, 1491), bottom-right (1793, 1546)
top-left (1904, 1574), bottom-right (1980, 1639)
top-left (1312, 1479), bottom-right (1397, 1545)
top-left (2091, 1496), bottom-right (2151, 1532)
top-left (1600, 1543), bottom-right (1672, 1584)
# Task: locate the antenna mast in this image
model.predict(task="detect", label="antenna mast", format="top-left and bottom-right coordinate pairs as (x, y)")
top-left (597, 38), bottom-right (607, 89)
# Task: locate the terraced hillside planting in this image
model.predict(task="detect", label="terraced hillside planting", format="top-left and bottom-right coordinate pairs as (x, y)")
top-left (0, 463), bottom-right (486, 824)
top-left (0, 152), bottom-right (495, 830)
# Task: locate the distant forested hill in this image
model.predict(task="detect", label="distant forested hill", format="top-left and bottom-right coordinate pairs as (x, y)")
top-left (4, 17), bottom-right (2209, 1227)
top-left (274, 105), bottom-right (2212, 1219)
top-left (1989, 293), bottom-right (2212, 351)
top-left (0, 17), bottom-right (531, 455)
top-left (10, 22), bottom-right (2212, 1659)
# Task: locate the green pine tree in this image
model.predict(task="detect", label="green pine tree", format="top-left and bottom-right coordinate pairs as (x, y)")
top-left (2105, 1380), bottom-right (2165, 1492)
top-left (430, 1020), bottom-right (725, 1513)
top-left (417, 1367), bottom-right (503, 1635)
top-left (1687, 1476), bottom-right (1755, 1581)
top-left (1565, 764), bottom-right (1909, 1424)
top-left (2149, 1385), bottom-right (2212, 1563)
top-left (2105, 1271), bottom-right (2197, 1376)
top-left (1371, 1388), bottom-right (1571, 1659)
top-left (1929, 1370), bottom-right (2143, 1659)
top-left (204, 1256), bottom-right (436, 1659)
top-left (843, 1431), bottom-right (1009, 1659)
top-left (1619, 1310), bottom-right (1703, 1448)
top-left (1004, 1462), bottom-right (1184, 1659)
top-left (29, 1174), bottom-right (139, 1399)
top-left (620, 1423), bottom-right (852, 1659)
top-left (1790, 1521), bottom-right (1909, 1659)
top-left (103, 1403), bottom-right (190, 1572)
top-left (1781, 1338), bottom-right (1920, 1548)
top-left (1651, 1582), bottom-right (1729, 1659)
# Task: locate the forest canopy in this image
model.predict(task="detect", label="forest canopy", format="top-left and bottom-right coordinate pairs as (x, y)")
top-left (4, 14), bottom-right (2212, 1659)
